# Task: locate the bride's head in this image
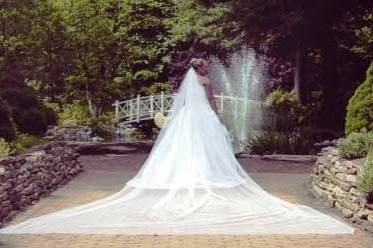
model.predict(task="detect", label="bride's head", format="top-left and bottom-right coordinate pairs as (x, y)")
top-left (190, 58), bottom-right (209, 76)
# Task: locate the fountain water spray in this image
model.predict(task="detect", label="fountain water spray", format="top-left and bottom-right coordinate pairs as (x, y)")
top-left (209, 47), bottom-right (266, 152)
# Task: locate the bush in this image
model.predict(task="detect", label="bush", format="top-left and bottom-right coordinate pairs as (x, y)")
top-left (0, 87), bottom-right (57, 136)
top-left (40, 104), bottom-right (58, 126)
top-left (247, 127), bottom-right (317, 155)
top-left (58, 101), bottom-right (91, 126)
top-left (264, 89), bottom-right (317, 132)
top-left (130, 119), bottom-right (156, 140)
top-left (13, 134), bottom-right (46, 154)
top-left (357, 151), bottom-right (373, 193)
top-left (0, 138), bottom-right (11, 158)
top-left (140, 82), bottom-right (173, 95)
top-left (14, 108), bottom-right (48, 136)
top-left (1, 87), bottom-right (39, 111)
top-left (0, 99), bottom-right (16, 141)
top-left (345, 63), bottom-right (373, 134)
top-left (88, 111), bottom-right (116, 139)
top-left (338, 131), bottom-right (373, 159)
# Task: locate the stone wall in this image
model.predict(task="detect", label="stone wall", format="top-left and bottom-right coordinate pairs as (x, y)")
top-left (0, 142), bottom-right (84, 225)
top-left (46, 126), bottom-right (104, 142)
top-left (310, 146), bottom-right (373, 232)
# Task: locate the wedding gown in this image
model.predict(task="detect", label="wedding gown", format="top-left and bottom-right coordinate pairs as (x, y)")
top-left (0, 67), bottom-right (354, 235)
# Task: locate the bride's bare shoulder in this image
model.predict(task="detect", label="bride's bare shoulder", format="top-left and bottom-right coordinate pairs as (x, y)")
top-left (198, 76), bottom-right (211, 86)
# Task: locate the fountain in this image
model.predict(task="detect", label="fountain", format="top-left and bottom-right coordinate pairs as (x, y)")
top-left (209, 47), bottom-right (266, 153)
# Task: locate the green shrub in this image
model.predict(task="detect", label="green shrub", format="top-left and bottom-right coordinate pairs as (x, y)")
top-left (338, 131), bottom-right (373, 159)
top-left (13, 133), bottom-right (47, 154)
top-left (130, 119), bottom-right (156, 140)
top-left (1, 87), bottom-right (39, 110)
top-left (248, 131), bottom-right (286, 155)
top-left (89, 111), bottom-right (115, 127)
top-left (0, 87), bottom-right (57, 135)
top-left (357, 151), bottom-right (373, 193)
top-left (40, 104), bottom-right (58, 126)
top-left (247, 127), bottom-right (316, 155)
top-left (88, 111), bottom-right (116, 139)
top-left (140, 82), bottom-right (173, 95)
top-left (0, 99), bottom-right (16, 141)
top-left (58, 101), bottom-right (91, 126)
top-left (0, 138), bottom-right (11, 158)
top-left (264, 89), bottom-right (317, 132)
top-left (345, 63), bottom-right (373, 134)
top-left (14, 108), bottom-right (48, 136)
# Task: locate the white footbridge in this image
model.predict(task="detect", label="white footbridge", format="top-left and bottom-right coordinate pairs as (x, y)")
top-left (113, 91), bottom-right (261, 126)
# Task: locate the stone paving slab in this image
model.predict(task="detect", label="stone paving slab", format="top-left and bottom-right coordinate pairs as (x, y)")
top-left (0, 152), bottom-right (372, 248)
top-left (0, 233), bottom-right (370, 248)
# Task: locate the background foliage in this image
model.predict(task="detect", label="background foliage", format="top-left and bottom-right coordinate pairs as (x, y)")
top-left (0, 0), bottom-right (371, 155)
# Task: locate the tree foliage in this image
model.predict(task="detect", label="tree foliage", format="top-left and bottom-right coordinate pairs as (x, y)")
top-left (0, 0), bottom-right (371, 137)
top-left (345, 63), bottom-right (373, 134)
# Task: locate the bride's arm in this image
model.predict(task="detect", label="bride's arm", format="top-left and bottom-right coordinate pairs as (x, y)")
top-left (204, 79), bottom-right (218, 114)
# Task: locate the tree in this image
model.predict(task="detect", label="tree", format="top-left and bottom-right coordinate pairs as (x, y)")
top-left (117, 0), bottom-right (175, 95)
top-left (53, 0), bottom-right (132, 118)
top-left (215, 0), bottom-right (372, 130)
top-left (345, 63), bottom-right (373, 134)
top-left (165, 0), bottom-right (238, 87)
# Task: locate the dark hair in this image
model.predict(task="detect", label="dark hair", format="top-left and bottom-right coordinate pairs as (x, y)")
top-left (190, 58), bottom-right (208, 70)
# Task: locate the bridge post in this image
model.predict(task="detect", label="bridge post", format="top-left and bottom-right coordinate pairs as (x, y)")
top-left (150, 95), bottom-right (154, 118)
top-left (136, 94), bottom-right (140, 122)
top-left (160, 91), bottom-right (164, 114)
top-left (129, 100), bottom-right (133, 122)
top-left (114, 100), bottom-right (119, 121)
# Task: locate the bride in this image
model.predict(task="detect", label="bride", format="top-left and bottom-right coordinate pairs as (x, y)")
top-left (0, 58), bottom-right (354, 235)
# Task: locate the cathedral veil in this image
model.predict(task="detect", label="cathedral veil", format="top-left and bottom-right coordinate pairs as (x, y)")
top-left (0, 67), bottom-right (355, 235)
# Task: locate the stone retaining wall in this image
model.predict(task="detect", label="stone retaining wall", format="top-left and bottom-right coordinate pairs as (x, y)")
top-left (0, 141), bottom-right (84, 225)
top-left (310, 146), bottom-right (373, 232)
top-left (46, 126), bottom-right (104, 142)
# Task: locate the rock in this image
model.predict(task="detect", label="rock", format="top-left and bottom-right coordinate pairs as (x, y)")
top-left (342, 200), bottom-right (361, 212)
top-left (341, 160), bottom-right (360, 169)
top-left (311, 182), bottom-right (324, 197)
top-left (333, 161), bottom-right (348, 173)
top-left (349, 187), bottom-right (362, 197)
top-left (332, 177), bottom-right (353, 192)
top-left (342, 208), bottom-right (354, 218)
top-left (326, 194), bottom-right (336, 207)
top-left (0, 167), bottom-right (5, 176)
top-left (335, 173), bottom-right (357, 184)
top-left (14, 184), bottom-right (23, 192)
top-left (46, 126), bottom-right (98, 142)
top-left (357, 208), bottom-right (373, 219)
top-left (368, 214), bottom-right (373, 224)
top-left (0, 142), bottom-right (83, 224)
top-left (318, 181), bottom-right (329, 190)
top-left (310, 147), bottom-right (373, 232)
top-left (261, 154), bottom-right (317, 163)
top-left (91, 136), bottom-right (104, 142)
top-left (0, 191), bottom-right (8, 201)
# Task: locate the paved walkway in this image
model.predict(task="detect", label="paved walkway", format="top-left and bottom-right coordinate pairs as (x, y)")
top-left (0, 145), bottom-right (372, 248)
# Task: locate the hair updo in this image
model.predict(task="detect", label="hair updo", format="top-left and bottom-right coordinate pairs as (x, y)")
top-left (190, 58), bottom-right (208, 70)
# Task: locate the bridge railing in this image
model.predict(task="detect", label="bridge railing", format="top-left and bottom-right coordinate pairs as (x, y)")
top-left (113, 91), bottom-right (262, 125)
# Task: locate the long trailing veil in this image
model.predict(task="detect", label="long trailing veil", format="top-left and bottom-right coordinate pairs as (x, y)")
top-left (0, 67), bottom-right (354, 235)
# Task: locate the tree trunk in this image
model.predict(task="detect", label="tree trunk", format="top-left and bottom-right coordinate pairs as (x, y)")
top-left (87, 99), bottom-right (101, 119)
top-left (294, 42), bottom-right (308, 104)
top-left (319, 32), bottom-right (338, 130)
top-left (85, 81), bottom-right (101, 119)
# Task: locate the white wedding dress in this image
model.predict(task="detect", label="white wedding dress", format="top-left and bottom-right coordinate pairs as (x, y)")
top-left (0, 67), bottom-right (354, 235)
